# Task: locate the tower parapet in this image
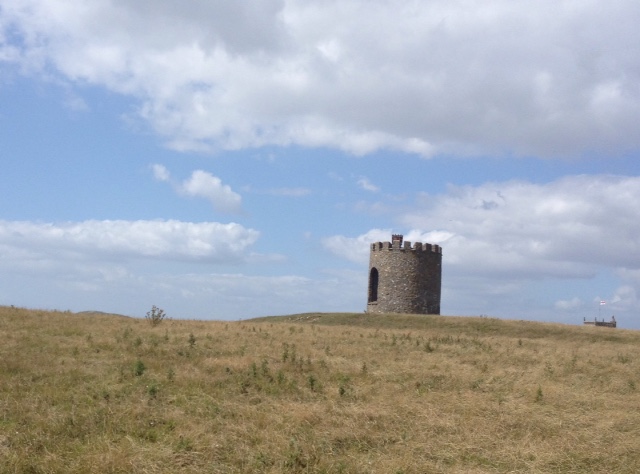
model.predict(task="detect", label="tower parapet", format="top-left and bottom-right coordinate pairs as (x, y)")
top-left (367, 234), bottom-right (442, 315)
top-left (370, 241), bottom-right (442, 253)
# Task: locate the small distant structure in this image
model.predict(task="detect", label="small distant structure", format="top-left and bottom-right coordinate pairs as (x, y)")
top-left (366, 234), bottom-right (442, 314)
top-left (584, 315), bottom-right (617, 328)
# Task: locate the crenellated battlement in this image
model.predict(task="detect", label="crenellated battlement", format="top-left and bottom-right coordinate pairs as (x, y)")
top-left (370, 240), bottom-right (442, 254)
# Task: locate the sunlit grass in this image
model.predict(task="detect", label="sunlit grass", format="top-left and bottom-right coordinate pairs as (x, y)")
top-left (1, 306), bottom-right (640, 472)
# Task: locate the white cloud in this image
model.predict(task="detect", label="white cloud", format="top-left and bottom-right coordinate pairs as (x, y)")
top-left (322, 228), bottom-right (392, 264)
top-left (0, 219), bottom-right (259, 265)
top-left (3, 0), bottom-right (640, 157)
top-left (142, 269), bottom-right (365, 318)
top-left (357, 177), bottom-right (380, 192)
top-left (0, 258), bottom-right (364, 320)
top-left (323, 228), bottom-right (452, 265)
top-left (554, 297), bottom-right (583, 311)
top-left (180, 170), bottom-right (242, 214)
top-left (152, 163), bottom-right (170, 182)
top-left (609, 285), bottom-right (638, 312)
top-left (323, 175), bottom-right (640, 323)
top-left (400, 175), bottom-right (640, 277)
top-left (152, 165), bottom-right (242, 213)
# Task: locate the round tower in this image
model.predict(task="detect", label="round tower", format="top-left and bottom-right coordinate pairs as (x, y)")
top-left (367, 234), bottom-right (442, 314)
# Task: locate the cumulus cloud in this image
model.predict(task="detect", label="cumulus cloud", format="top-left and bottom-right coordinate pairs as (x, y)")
top-left (0, 219), bottom-right (259, 265)
top-left (0, 218), bottom-right (368, 319)
top-left (180, 170), bottom-right (242, 213)
top-left (322, 228), bottom-right (392, 264)
top-left (400, 175), bottom-right (640, 278)
top-left (152, 165), bottom-right (242, 213)
top-left (324, 175), bottom-right (640, 320)
top-left (3, 0), bottom-right (640, 157)
top-left (323, 228), bottom-right (452, 265)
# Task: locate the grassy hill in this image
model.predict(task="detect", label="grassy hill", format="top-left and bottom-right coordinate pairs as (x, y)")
top-left (1, 306), bottom-right (640, 473)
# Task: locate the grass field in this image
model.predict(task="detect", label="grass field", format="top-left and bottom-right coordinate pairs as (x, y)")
top-left (1, 305), bottom-right (640, 473)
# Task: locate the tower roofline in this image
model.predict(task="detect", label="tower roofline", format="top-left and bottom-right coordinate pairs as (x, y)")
top-left (370, 240), bottom-right (442, 254)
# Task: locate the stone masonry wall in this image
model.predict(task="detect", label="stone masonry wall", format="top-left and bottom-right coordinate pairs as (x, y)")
top-left (367, 238), bottom-right (442, 315)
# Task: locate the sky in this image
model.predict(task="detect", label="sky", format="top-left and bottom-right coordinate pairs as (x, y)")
top-left (2, 1), bottom-right (640, 327)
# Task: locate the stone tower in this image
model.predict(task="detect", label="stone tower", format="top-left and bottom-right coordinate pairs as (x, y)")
top-left (367, 234), bottom-right (442, 314)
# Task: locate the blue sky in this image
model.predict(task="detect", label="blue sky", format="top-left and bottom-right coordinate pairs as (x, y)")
top-left (2, 1), bottom-right (640, 327)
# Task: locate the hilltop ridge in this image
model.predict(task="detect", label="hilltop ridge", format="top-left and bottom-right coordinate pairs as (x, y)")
top-left (1, 305), bottom-right (640, 472)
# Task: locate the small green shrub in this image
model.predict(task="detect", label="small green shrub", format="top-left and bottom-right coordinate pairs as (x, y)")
top-left (134, 359), bottom-right (146, 377)
top-left (147, 382), bottom-right (159, 398)
top-left (176, 436), bottom-right (194, 452)
top-left (617, 354), bottom-right (631, 364)
top-left (338, 375), bottom-right (351, 397)
top-left (308, 374), bottom-right (318, 392)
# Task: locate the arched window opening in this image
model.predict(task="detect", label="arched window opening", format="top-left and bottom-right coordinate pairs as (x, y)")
top-left (368, 268), bottom-right (379, 303)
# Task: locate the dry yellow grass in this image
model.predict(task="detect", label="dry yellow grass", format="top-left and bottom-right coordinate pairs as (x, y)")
top-left (1, 306), bottom-right (640, 473)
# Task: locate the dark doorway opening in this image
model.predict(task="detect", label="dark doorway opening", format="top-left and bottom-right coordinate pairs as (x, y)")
top-left (368, 268), bottom-right (379, 303)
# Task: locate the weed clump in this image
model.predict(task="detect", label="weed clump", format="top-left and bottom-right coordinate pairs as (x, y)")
top-left (145, 305), bottom-right (166, 327)
top-left (134, 359), bottom-right (146, 377)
